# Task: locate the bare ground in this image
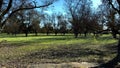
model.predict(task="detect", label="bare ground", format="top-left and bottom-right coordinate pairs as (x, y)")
top-left (0, 62), bottom-right (98, 68)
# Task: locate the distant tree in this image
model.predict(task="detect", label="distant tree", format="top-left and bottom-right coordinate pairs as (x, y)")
top-left (88, 12), bottom-right (102, 37)
top-left (29, 10), bottom-right (41, 36)
top-left (57, 14), bottom-right (68, 35)
top-left (10, 10), bottom-right (35, 37)
top-left (7, 9), bottom-right (41, 37)
top-left (43, 14), bottom-right (53, 35)
top-left (3, 13), bottom-right (20, 35)
top-left (44, 23), bottom-right (53, 35)
top-left (21, 10), bottom-right (31, 37)
top-left (51, 13), bottom-right (60, 36)
top-left (31, 20), bottom-right (40, 36)
top-left (53, 23), bottom-right (59, 36)
top-left (64, 0), bottom-right (92, 38)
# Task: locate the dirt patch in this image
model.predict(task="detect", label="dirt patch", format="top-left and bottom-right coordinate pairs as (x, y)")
top-left (0, 62), bottom-right (98, 68)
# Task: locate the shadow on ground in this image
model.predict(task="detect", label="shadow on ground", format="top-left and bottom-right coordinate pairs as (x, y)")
top-left (13, 43), bottom-right (117, 64)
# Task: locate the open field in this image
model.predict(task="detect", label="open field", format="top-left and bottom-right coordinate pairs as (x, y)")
top-left (0, 33), bottom-right (118, 67)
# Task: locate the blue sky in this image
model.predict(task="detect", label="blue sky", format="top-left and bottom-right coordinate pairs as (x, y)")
top-left (43, 0), bottom-right (102, 14)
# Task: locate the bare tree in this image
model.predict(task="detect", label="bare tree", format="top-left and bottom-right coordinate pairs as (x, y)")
top-left (51, 13), bottom-right (59, 36)
top-left (31, 20), bottom-right (41, 36)
top-left (94, 0), bottom-right (120, 67)
top-left (57, 14), bottom-right (68, 35)
top-left (3, 12), bottom-right (20, 35)
top-left (42, 14), bottom-right (53, 35)
top-left (28, 10), bottom-right (41, 36)
top-left (64, 0), bottom-right (92, 38)
top-left (88, 12), bottom-right (102, 37)
top-left (0, 0), bottom-right (57, 32)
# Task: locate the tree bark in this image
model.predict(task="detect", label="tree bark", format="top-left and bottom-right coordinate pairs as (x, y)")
top-left (74, 33), bottom-right (78, 38)
top-left (25, 32), bottom-right (28, 37)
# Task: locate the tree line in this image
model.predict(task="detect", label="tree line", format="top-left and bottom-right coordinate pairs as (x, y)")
top-left (1, 0), bottom-right (120, 38)
top-left (3, 10), bottom-right (70, 36)
top-left (0, 0), bottom-right (120, 38)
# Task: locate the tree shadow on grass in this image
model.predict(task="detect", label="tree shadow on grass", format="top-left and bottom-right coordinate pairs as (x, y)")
top-left (0, 42), bottom-right (117, 68)
top-left (12, 44), bottom-right (117, 64)
top-left (92, 43), bottom-right (118, 68)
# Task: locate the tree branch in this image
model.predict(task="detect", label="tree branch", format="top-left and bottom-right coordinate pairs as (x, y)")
top-left (109, 1), bottom-right (120, 14)
top-left (109, 0), bottom-right (120, 14)
top-left (0, 0), bottom-right (3, 10)
top-left (1, 1), bottom-right (54, 28)
top-left (0, 0), bottom-right (13, 20)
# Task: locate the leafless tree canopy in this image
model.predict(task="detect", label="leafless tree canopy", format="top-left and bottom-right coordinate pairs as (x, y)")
top-left (0, 0), bottom-right (56, 30)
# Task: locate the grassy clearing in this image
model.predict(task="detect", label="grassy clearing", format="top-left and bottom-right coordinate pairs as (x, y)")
top-left (0, 33), bottom-right (118, 64)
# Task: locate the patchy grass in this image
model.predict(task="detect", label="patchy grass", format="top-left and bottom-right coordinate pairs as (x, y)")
top-left (0, 33), bottom-right (118, 65)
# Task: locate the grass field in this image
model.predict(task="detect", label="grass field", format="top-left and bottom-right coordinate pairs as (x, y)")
top-left (0, 33), bottom-right (118, 66)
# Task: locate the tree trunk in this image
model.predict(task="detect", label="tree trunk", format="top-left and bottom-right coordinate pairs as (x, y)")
top-left (25, 32), bottom-right (28, 37)
top-left (74, 33), bottom-right (78, 38)
top-left (63, 33), bottom-right (65, 36)
top-left (112, 32), bottom-right (117, 39)
top-left (84, 31), bottom-right (87, 37)
top-left (111, 29), bottom-right (118, 39)
top-left (35, 31), bottom-right (37, 36)
top-left (55, 31), bottom-right (58, 36)
top-left (25, 29), bottom-right (28, 37)
top-left (55, 33), bottom-right (57, 36)
top-left (47, 31), bottom-right (49, 36)
top-left (74, 28), bottom-right (79, 38)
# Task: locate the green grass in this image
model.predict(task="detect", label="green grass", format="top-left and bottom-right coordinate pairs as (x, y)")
top-left (0, 33), bottom-right (118, 64)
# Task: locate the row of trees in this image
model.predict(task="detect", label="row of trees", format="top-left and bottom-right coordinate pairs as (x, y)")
top-left (41, 12), bottom-right (69, 36)
top-left (3, 10), bottom-right (70, 36)
top-left (4, 9), bottom-right (41, 36)
top-left (1, 0), bottom-right (120, 38)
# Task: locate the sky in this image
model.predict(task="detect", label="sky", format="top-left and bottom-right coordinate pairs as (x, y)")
top-left (44, 0), bottom-right (102, 14)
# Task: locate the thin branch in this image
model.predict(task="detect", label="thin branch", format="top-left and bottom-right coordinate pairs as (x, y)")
top-left (10, 1), bottom-right (53, 17)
